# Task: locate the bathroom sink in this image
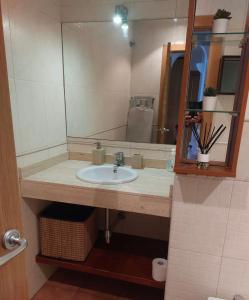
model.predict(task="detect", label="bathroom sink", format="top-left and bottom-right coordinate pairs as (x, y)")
top-left (76, 165), bottom-right (138, 185)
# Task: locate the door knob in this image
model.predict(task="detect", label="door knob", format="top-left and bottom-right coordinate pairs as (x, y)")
top-left (0, 229), bottom-right (27, 267)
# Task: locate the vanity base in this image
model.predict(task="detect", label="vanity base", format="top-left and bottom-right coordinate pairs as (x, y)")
top-left (36, 232), bottom-right (167, 289)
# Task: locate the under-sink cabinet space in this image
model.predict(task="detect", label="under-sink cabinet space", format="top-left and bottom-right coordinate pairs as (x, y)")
top-left (36, 232), bottom-right (168, 290)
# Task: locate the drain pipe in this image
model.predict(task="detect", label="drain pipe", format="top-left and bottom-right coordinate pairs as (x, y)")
top-left (105, 209), bottom-right (126, 244)
top-left (105, 208), bottom-right (111, 244)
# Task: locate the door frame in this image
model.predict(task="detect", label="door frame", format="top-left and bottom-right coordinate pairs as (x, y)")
top-left (157, 43), bottom-right (186, 143)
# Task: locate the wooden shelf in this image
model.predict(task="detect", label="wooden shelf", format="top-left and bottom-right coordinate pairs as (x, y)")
top-left (174, 162), bottom-right (236, 177)
top-left (36, 232), bottom-right (168, 290)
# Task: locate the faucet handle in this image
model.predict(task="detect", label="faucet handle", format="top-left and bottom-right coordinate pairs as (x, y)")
top-left (115, 152), bottom-right (124, 158)
top-left (115, 152), bottom-right (124, 166)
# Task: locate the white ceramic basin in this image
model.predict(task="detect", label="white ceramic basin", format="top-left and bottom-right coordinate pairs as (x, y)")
top-left (76, 165), bottom-right (138, 185)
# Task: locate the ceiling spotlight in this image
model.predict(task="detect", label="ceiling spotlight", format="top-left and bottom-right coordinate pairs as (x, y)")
top-left (173, 18), bottom-right (178, 22)
top-left (113, 15), bottom-right (122, 25)
top-left (121, 20), bottom-right (129, 31)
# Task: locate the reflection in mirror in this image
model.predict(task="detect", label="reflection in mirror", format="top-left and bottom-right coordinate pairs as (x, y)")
top-left (183, 32), bottom-right (243, 162)
top-left (179, 0), bottom-right (249, 166)
top-left (62, 16), bottom-right (187, 145)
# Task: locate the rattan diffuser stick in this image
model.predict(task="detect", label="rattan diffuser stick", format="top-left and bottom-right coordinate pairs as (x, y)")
top-left (191, 123), bottom-right (226, 154)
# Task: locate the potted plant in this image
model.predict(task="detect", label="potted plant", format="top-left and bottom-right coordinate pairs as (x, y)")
top-left (203, 87), bottom-right (217, 111)
top-left (213, 9), bottom-right (232, 33)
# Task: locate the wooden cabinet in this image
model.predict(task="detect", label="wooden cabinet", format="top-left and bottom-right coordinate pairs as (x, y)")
top-left (174, 0), bottom-right (249, 177)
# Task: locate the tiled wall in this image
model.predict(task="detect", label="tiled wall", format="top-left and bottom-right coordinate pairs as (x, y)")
top-left (165, 0), bottom-right (249, 298)
top-left (2, 0), bottom-right (67, 163)
top-left (63, 22), bottom-right (131, 139)
top-left (68, 137), bottom-right (176, 163)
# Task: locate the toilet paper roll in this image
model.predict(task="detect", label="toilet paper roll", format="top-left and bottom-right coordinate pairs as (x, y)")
top-left (152, 258), bottom-right (167, 282)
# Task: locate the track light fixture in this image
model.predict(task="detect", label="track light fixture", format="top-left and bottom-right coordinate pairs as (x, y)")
top-left (113, 5), bottom-right (129, 30)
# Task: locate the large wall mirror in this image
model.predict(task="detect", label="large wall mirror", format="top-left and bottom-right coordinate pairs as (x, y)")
top-left (62, 8), bottom-right (188, 146)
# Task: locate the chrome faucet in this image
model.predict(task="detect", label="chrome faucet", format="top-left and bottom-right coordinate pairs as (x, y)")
top-left (114, 152), bottom-right (124, 167)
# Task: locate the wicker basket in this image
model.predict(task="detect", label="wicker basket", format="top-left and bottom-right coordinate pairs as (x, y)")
top-left (40, 203), bottom-right (97, 261)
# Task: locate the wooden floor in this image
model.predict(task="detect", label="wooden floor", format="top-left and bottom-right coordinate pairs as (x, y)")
top-left (32, 269), bottom-right (165, 300)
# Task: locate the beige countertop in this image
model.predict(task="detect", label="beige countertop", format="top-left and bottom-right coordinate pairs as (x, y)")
top-left (21, 160), bottom-right (174, 217)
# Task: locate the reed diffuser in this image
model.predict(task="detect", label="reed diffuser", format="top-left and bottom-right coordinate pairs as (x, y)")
top-left (191, 123), bottom-right (226, 169)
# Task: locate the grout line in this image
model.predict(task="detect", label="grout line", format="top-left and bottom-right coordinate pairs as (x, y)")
top-left (16, 142), bottom-right (67, 158)
top-left (215, 179), bottom-right (235, 297)
top-left (85, 125), bottom-right (127, 138)
top-left (61, 17), bottom-right (188, 24)
top-left (60, 22), bottom-right (69, 143)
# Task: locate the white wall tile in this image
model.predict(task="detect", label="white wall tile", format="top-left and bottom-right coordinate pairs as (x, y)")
top-left (43, 84), bottom-right (67, 146)
top-left (166, 248), bottom-right (221, 300)
top-left (14, 81), bottom-right (66, 155)
top-left (17, 144), bottom-right (67, 168)
top-left (236, 122), bottom-right (249, 181)
top-left (217, 257), bottom-right (249, 300)
top-left (22, 198), bottom-right (55, 298)
top-left (245, 94), bottom-right (249, 121)
top-left (8, 78), bottom-right (24, 154)
top-left (223, 181), bottom-right (249, 261)
top-left (3, 0), bottom-right (67, 159)
top-left (170, 176), bottom-right (232, 256)
top-left (1, 0), bottom-right (15, 79)
top-left (9, 0), bottom-right (63, 84)
top-left (15, 80), bottom-right (48, 153)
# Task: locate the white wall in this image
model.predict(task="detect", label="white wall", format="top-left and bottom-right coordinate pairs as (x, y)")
top-left (60, 0), bottom-right (189, 22)
top-left (63, 22), bottom-right (131, 139)
top-left (2, 0), bottom-right (67, 166)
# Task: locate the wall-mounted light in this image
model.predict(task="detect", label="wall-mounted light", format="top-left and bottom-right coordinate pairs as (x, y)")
top-left (113, 5), bottom-right (129, 30)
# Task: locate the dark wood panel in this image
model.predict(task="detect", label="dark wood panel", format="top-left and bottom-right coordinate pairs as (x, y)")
top-left (36, 233), bottom-right (168, 290)
top-left (194, 15), bottom-right (213, 31)
top-left (174, 162), bottom-right (236, 177)
top-left (175, 0), bottom-right (196, 163)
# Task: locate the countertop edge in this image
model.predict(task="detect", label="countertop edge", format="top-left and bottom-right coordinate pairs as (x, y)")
top-left (21, 179), bottom-right (172, 218)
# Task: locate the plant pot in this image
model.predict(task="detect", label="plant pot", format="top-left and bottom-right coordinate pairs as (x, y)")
top-left (203, 96), bottom-right (217, 111)
top-left (212, 19), bottom-right (229, 33)
top-left (197, 153), bottom-right (210, 169)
